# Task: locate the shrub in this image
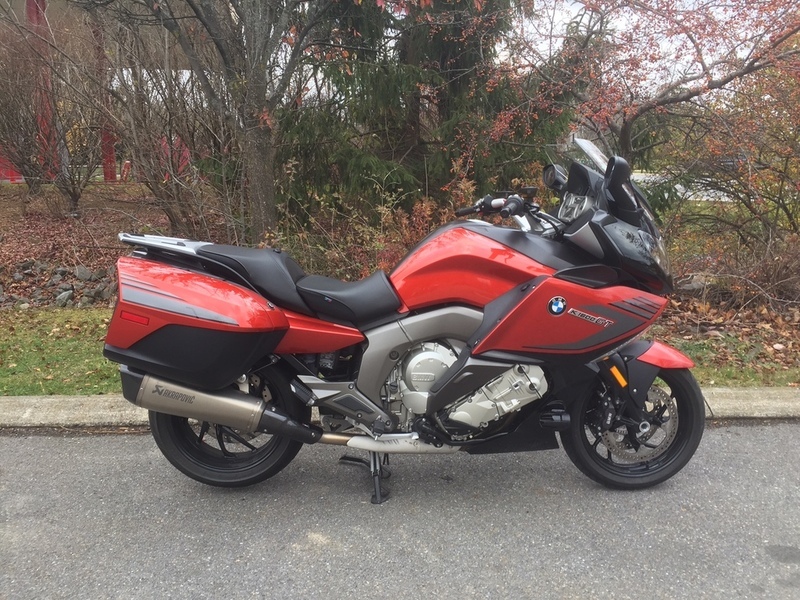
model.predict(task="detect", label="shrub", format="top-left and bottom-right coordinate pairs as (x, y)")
top-left (272, 196), bottom-right (453, 280)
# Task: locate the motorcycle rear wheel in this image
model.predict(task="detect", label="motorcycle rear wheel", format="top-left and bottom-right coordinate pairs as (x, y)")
top-left (560, 368), bottom-right (705, 490)
top-left (149, 368), bottom-right (308, 488)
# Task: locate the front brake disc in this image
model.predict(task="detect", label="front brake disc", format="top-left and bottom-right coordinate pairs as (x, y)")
top-left (601, 386), bottom-right (678, 462)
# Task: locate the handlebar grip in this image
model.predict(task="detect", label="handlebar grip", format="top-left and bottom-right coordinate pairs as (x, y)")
top-left (455, 205), bottom-right (479, 217)
top-left (500, 196), bottom-right (523, 218)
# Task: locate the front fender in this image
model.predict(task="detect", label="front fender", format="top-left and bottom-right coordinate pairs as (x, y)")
top-left (550, 340), bottom-right (695, 414)
top-left (615, 340), bottom-right (694, 409)
top-left (634, 340), bottom-right (694, 369)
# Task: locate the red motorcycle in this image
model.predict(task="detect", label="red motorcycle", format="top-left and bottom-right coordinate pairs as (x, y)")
top-left (104, 139), bottom-right (704, 502)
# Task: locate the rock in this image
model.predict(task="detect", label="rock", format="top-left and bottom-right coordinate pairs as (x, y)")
top-left (12, 273), bottom-right (24, 282)
top-left (16, 260), bottom-right (35, 271)
top-left (55, 267), bottom-right (69, 276)
top-left (678, 274), bottom-right (710, 292)
top-left (90, 284), bottom-right (107, 298)
top-left (47, 274), bottom-right (63, 286)
top-left (75, 265), bottom-right (93, 281)
top-left (55, 290), bottom-right (74, 307)
top-left (78, 296), bottom-right (95, 307)
top-left (92, 268), bottom-right (108, 281)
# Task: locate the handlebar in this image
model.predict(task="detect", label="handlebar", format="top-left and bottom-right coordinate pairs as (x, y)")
top-left (455, 193), bottom-right (565, 238)
top-left (456, 194), bottom-right (519, 218)
top-left (455, 205), bottom-right (481, 217)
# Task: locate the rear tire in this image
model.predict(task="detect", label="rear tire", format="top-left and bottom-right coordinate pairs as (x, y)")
top-left (560, 368), bottom-right (705, 490)
top-left (149, 367), bottom-right (308, 488)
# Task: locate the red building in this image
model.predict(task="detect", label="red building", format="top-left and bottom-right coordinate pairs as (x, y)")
top-left (0, 0), bottom-right (116, 184)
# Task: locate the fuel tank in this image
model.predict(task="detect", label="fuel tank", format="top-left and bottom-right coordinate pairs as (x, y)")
top-left (390, 221), bottom-right (595, 310)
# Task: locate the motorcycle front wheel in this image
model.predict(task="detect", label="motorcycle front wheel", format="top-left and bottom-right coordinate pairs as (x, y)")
top-left (560, 368), bottom-right (705, 490)
top-left (149, 368), bottom-right (309, 488)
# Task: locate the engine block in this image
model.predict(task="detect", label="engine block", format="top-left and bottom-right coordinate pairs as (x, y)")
top-left (388, 342), bottom-right (548, 433)
top-left (445, 365), bottom-right (547, 429)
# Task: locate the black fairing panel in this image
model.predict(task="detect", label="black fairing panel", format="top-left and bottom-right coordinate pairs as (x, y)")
top-left (449, 222), bottom-right (597, 272)
top-left (103, 325), bottom-right (285, 390)
top-left (554, 264), bottom-right (630, 288)
top-left (465, 409), bottom-right (560, 454)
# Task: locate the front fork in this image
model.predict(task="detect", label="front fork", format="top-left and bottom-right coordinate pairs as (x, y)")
top-left (595, 340), bottom-right (694, 432)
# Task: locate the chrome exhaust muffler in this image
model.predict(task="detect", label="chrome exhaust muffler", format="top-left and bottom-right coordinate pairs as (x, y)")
top-left (119, 367), bottom-right (458, 453)
top-left (120, 366), bottom-right (322, 444)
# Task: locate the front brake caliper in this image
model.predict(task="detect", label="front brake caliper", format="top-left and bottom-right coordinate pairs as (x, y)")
top-left (599, 390), bottom-right (617, 432)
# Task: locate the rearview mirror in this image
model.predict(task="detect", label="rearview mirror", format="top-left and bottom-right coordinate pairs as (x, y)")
top-left (543, 164), bottom-right (568, 192)
top-left (604, 156), bottom-right (631, 189)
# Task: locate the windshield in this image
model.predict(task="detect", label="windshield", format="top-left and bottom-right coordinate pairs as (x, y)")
top-left (573, 138), bottom-right (610, 172)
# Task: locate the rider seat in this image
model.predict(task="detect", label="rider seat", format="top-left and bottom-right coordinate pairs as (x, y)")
top-left (196, 245), bottom-right (401, 326)
top-left (296, 273), bottom-right (401, 325)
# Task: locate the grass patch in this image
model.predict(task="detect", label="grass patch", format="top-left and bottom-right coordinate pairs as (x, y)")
top-left (0, 307), bottom-right (120, 396)
top-left (654, 328), bottom-right (800, 388)
top-left (0, 307), bottom-right (797, 397)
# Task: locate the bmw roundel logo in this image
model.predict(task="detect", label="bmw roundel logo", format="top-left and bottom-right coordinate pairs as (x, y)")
top-left (548, 296), bottom-right (567, 315)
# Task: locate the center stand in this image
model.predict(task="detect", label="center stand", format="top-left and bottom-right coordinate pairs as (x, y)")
top-left (339, 452), bottom-right (391, 504)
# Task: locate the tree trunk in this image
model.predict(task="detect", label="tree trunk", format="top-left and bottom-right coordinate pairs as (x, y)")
top-left (617, 119), bottom-right (634, 164)
top-left (243, 124), bottom-right (277, 243)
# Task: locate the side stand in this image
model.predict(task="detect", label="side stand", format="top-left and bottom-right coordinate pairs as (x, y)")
top-left (339, 452), bottom-right (391, 504)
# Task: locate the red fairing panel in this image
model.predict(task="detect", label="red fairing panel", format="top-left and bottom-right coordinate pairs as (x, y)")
top-left (106, 256), bottom-right (289, 350)
top-left (391, 227), bottom-right (554, 310)
top-left (472, 276), bottom-right (668, 359)
top-left (274, 310), bottom-right (365, 353)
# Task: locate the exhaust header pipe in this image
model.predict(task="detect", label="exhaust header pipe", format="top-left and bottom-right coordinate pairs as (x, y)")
top-left (120, 366), bottom-right (322, 444)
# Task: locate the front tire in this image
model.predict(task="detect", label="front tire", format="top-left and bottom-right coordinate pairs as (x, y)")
top-left (149, 367), bottom-right (309, 488)
top-left (560, 368), bottom-right (705, 490)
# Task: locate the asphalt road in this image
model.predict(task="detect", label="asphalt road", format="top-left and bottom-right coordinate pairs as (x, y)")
top-left (1, 423), bottom-right (799, 599)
